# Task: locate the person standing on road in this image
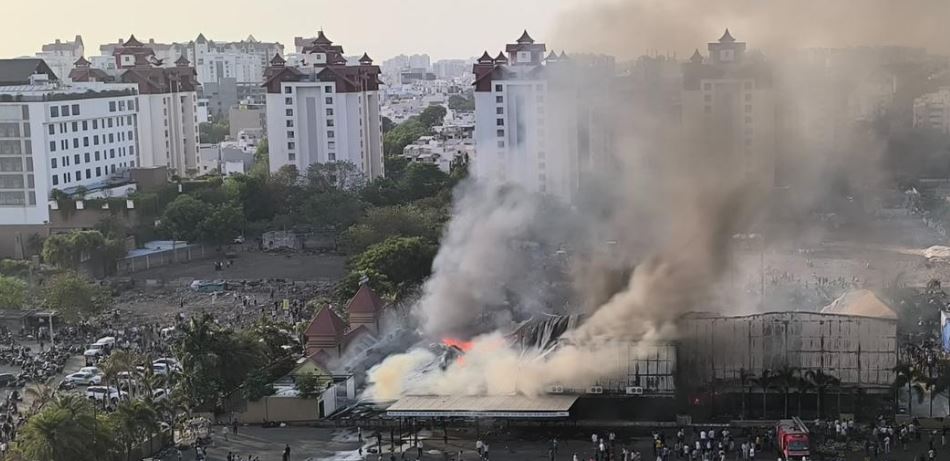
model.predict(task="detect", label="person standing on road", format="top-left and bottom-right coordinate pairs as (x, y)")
top-left (283, 444), bottom-right (291, 461)
top-left (232, 419), bottom-right (238, 435)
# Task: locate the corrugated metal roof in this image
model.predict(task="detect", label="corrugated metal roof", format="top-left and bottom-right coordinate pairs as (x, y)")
top-left (386, 395), bottom-right (578, 418)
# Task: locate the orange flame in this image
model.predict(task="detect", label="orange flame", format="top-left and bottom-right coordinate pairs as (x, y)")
top-left (442, 337), bottom-right (474, 352)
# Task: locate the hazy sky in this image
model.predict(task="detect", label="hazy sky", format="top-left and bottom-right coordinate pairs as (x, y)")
top-left (3, 0), bottom-right (595, 61)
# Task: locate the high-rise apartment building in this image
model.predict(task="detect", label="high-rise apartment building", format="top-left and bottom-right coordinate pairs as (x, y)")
top-left (681, 30), bottom-right (776, 188)
top-left (35, 36), bottom-right (84, 83)
top-left (263, 31), bottom-right (384, 179)
top-left (472, 31), bottom-right (614, 203)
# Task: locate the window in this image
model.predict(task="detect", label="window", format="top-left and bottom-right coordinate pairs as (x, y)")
top-left (745, 94), bottom-right (752, 102)
top-left (51, 158), bottom-right (57, 168)
top-left (50, 106), bottom-right (59, 117)
top-left (63, 156), bottom-right (69, 166)
top-left (285, 120), bottom-right (294, 128)
top-left (284, 87), bottom-right (293, 94)
top-left (71, 104), bottom-right (80, 116)
top-left (96, 167), bottom-right (101, 177)
top-left (118, 101), bottom-right (125, 111)
top-left (287, 142), bottom-right (295, 149)
top-left (327, 119), bottom-right (334, 127)
top-left (495, 84), bottom-right (503, 92)
top-left (51, 175), bottom-right (58, 186)
top-left (71, 121), bottom-right (78, 132)
top-left (704, 94), bottom-right (712, 102)
top-left (108, 134), bottom-right (114, 143)
top-left (326, 108), bottom-right (334, 116)
top-left (95, 151), bottom-right (100, 161)
top-left (61, 140), bottom-right (67, 150)
top-left (745, 104), bottom-right (752, 113)
top-left (285, 97), bottom-right (293, 105)
top-left (75, 170), bottom-right (82, 180)
top-left (84, 153), bottom-right (90, 163)
top-left (287, 131), bottom-right (294, 139)
top-left (745, 116), bottom-right (752, 124)
top-left (48, 125), bottom-right (54, 135)
top-left (110, 149), bottom-right (115, 158)
top-left (85, 168), bottom-right (91, 178)
top-left (703, 82), bottom-right (712, 91)
top-left (496, 119), bottom-right (504, 126)
top-left (82, 121), bottom-right (88, 131)
top-left (328, 152), bottom-right (336, 161)
top-left (497, 140), bottom-right (505, 148)
top-left (496, 129), bottom-right (504, 137)
top-left (93, 135), bottom-right (99, 145)
top-left (109, 102), bottom-right (116, 112)
top-left (49, 141), bottom-right (56, 152)
top-left (72, 138), bottom-right (79, 148)
top-left (327, 131), bottom-right (335, 139)
top-left (61, 105), bottom-right (70, 116)
top-left (325, 97), bottom-right (332, 104)
top-left (107, 119), bottom-right (113, 128)
top-left (0, 158), bottom-right (21, 172)
top-left (288, 153), bottom-right (296, 161)
top-left (328, 141), bottom-right (335, 149)
top-left (73, 154), bottom-right (80, 164)
top-left (496, 107), bottom-right (504, 115)
top-left (128, 146), bottom-right (134, 157)
top-left (128, 131), bottom-right (133, 140)
top-left (285, 109), bottom-right (293, 116)
top-left (92, 119), bottom-right (98, 129)
top-left (83, 137), bottom-right (89, 147)
top-left (496, 96), bottom-right (503, 103)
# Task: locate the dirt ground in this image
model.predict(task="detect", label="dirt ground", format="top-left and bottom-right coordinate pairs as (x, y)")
top-left (122, 247), bottom-right (346, 284)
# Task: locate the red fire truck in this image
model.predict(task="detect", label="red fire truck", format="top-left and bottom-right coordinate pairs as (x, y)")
top-left (776, 418), bottom-right (810, 460)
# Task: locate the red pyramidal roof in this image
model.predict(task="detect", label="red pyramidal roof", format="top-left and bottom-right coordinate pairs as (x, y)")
top-left (346, 284), bottom-right (385, 314)
top-left (305, 306), bottom-right (346, 337)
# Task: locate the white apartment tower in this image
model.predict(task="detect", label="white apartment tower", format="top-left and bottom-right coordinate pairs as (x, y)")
top-left (263, 31), bottom-right (384, 179)
top-left (472, 31), bottom-right (613, 203)
top-left (71, 36), bottom-right (200, 177)
top-left (681, 30), bottom-right (776, 188)
top-left (0, 59), bottom-right (140, 227)
top-left (35, 36), bottom-right (84, 83)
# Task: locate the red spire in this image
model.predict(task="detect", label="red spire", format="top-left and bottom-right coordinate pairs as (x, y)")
top-left (314, 30), bottom-right (332, 45)
top-left (346, 284), bottom-right (385, 314)
top-left (494, 51), bottom-right (508, 63)
top-left (305, 306), bottom-right (346, 338)
top-left (270, 53), bottom-right (286, 66)
top-left (359, 52), bottom-right (373, 65)
top-left (516, 30), bottom-right (535, 44)
top-left (124, 35), bottom-right (144, 47)
top-left (477, 51), bottom-right (494, 64)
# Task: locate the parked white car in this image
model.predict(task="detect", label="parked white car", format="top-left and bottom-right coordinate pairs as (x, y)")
top-left (152, 388), bottom-right (172, 402)
top-left (65, 371), bottom-right (101, 386)
top-left (83, 343), bottom-right (107, 357)
top-left (86, 386), bottom-right (126, 403)
top-left (153, 358), bottom-right (182, 372)
top-left (79, 367), bottom-right (102, 376)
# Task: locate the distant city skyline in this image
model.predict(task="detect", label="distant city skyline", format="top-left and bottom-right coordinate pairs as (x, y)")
top-left (3, 0), bottom-right (595, 62)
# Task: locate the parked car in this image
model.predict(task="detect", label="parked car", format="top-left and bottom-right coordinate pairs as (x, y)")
top-left (83, 343), bottom-right (107, 357)
top-left (0, 374), bottom-right (16, 387)
top-left (152, 388), bottom-right (171, 402)
top-left (153, 358), bottom-right (182, 372)
top-left (65, 371), bottom-right (101, 386)
top-left (79, 366), bottom-right (102, 376)
top-left (86, 386), bottom-right (125, 403)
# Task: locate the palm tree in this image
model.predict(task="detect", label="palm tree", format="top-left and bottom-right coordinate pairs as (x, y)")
top-left (24, 384), bottom-right (57, 415)
top-left (738, 368), bottom-right (754, 419)
top-left (17, 394), bottom-right (114, 461)
top-left (112, 399), bottom-right (159, 461)
top-left (752, 369), bottom-right (774, 418)
top-left (797, 375), bottom-right (813, 417)
top-left (774, 366), bottom-right (799, 418)
top-left (893, 363), bottom-right (919, 415)
top-left (805, 369), bottom-right (841, 419)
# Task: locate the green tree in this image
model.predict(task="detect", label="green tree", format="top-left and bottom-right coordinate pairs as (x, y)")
top-left (197, 203), bottom-right (245, 244)
top-left (296, 372), bottom-right (328, 399)
top-left (17, 394), bottom-right (115, 461)
top-left (242, 369), bottom-right (276, 402)
top-left (110, 399), bottom-right (159, 461)
top-left (773, 366), bottom-right (798, 418)
top-left (43, 272), bottom-right (111, 322)
top-left (381, 116), bottom-right (395, 134)
top-left (42, 230), bottom-right (108, 269)
top-left (340, 204), bottom-right (445, 253)
top-left (0, 275), bottom-right (26, 309)
top-left (383, 119), bottom-right (427, 156)
top-left (250, 138), bottom-right (270, 177)
top-left (447, 94), bottom-right (475, 112)
top-left (752, 369), bottom-right (775, 418)
top-left (199, 120), bottom-right (230, 144)
top-left (300, 190), bottom-right (365, 231)
top-left (159, 195), bottom-right (211, 242)
top-left (806, 369), bottom-right (841, 418)
top-left (417, 105), bottom-right (447, 128)
top-left (348, 236), bottom-right (436, 299)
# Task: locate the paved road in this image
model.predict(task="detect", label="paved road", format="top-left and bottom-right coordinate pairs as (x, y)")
top-left (154, 424), bottom-right (950, 461)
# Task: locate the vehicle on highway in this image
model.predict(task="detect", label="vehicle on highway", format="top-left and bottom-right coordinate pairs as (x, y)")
top-left (64, 371), bottom-right (101, 386)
